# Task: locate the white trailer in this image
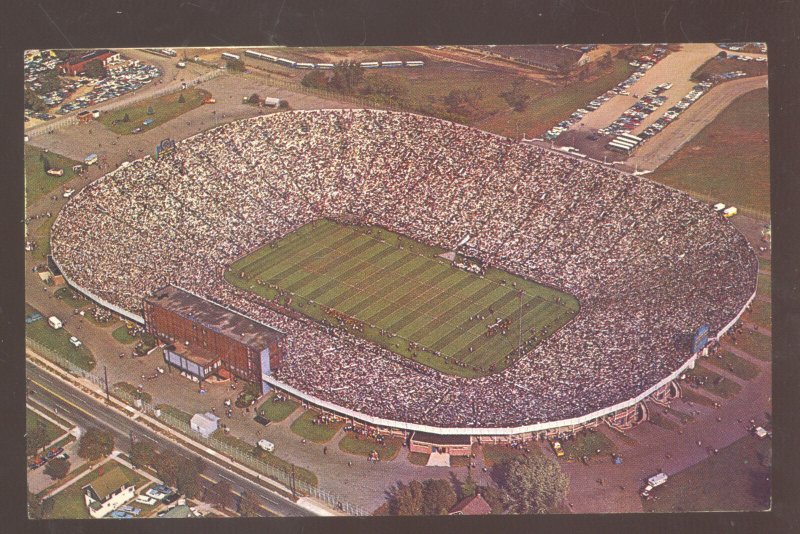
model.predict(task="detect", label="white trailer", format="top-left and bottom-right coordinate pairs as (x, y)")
top-left (48, 316), bottom-right (63, 329)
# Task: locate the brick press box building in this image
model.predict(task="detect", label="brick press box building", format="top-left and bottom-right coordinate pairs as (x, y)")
top-left (143, 285), bottom-right (285, 392)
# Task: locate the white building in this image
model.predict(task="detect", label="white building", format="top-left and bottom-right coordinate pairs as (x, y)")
top-left (82, 468), bottom-right (136, 519)
top-left (190, 412), bottom-right (220, 438)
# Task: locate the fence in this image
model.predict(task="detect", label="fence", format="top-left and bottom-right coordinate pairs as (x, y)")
top-left (26, 68), bottom-right (225, 139)
top-left (26, 337), bottom-right (369, 516)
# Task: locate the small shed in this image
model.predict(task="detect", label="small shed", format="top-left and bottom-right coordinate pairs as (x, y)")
top-left (190, 412), bottom-right (220, 438)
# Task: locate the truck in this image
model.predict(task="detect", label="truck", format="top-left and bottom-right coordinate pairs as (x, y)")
top-left (257, 439), bottom-right (275, 452)
top-left (723, 206), bottom-right (738, 218)
top-left (642, 472), bottom-right (668, 497)
top-left (48, 316), bottom-right (63, 329)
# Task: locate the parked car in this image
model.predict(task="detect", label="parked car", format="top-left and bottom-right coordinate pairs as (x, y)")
top-left (551, 441), bottom-right (565, 457)
top-left (135, 495), bottom-right (158, 505)
top-left (69, 336), bottom-right (82, 348)
top-left (162, 493), bottom-right (180, 505)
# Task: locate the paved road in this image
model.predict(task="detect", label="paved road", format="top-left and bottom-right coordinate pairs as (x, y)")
top-left (26, 361), bottom-right (313, 517)
top-left (624, 76), bottom-right (767, 172)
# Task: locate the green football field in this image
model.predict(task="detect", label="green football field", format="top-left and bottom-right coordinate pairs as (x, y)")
top-left (226, 219), bottom-right (579, 378)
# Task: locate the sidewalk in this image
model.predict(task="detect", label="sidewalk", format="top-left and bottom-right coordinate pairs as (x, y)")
top-left (26, 350), bottom-right (343, 516)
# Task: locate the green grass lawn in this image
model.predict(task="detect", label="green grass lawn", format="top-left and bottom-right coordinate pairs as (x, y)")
top-left (686, 363), bottom-right (742, 399)
top-left (648, 412), bottom-right (681, 432)
top-left (680, 388), bottom-right (718, 408)
top-left (642, 435), bottom-right (770, 512)
top-left (734, 329), bottom-right (772, 361)
top-left (407, 452), bottom-right (430, 466)
top-left (54, 287), bottom-right (89, 311)
top-left (338, 434), bottom-right (403, 461)
top-left (43, 461), bottom-right (148, 519)
top-left (289, 410), bottom-right (345, 444)
top-left (112, 325), bottom-right (136, 344)
top-left (681, 390), bottom-right (716, 408)
top-left (351, 57), bottom-right (634, 138)
top-left (155, 403), bottom-right (194, 425)
top-left (30, 212), bottom-right (57, 262)
top-left (98, 88), bottom-right (211, 135)
top-left (758, 257), bottom-right (771, 272)
top-left (24, 145), bottom-right (80, 208)
top-left (747, 300), bottom-right (772, 330)
top-left (707, 351), bottom-right (761, 381)
top-left (691, 57), bottom-right (768, 82)
top-left (482, 444), bottom-right (527, 467)
top-left (27, 408), bottom-right (68, 449)
top-left (560, 430), bottom-right (617, 461)
top-left (26, 307), bottom-right (95, 371)
top-left (227, 219), bottom-right (579, 378)
top-left (113, 382), bottom-right (153, 404)
top-left (258, 395), bottom-right (300, 422)
top-left (757, 273), bottom-right (771, 299)
top-left (649, 88), bottom-right (769, 218)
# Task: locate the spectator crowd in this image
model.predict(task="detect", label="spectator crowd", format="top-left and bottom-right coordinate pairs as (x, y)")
top-left (51, 109), bottom-right (758, 429)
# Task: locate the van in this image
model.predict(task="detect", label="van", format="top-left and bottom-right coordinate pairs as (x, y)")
top-left (257, 439), bottom-right (275, 452)
top-left (48, 316), bottom-right (63, 329)
top-left (69, 336), bottom-right (82, 347)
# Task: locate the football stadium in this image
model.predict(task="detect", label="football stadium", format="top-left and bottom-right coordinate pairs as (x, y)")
top-left (49, 109), bottom-right (758, 440)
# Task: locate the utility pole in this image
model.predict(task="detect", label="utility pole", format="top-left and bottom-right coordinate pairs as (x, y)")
top-left (104, 365), bottom-right (110, 401)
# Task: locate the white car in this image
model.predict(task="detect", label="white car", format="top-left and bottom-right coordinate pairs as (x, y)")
top-left (135, 495), bottom-right (158, 505)
top-left (69, 336), bottom-right (82, 347)
top-left (145, 488), bottom-right (168, 500)
top-left (63, 189), bottom-right (75, 198)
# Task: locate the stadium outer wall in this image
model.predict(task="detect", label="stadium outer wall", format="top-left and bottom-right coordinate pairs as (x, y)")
top-left (51, 227), bottom-right (756, 436)
top-left (46, 109), bottom-right (759, 438)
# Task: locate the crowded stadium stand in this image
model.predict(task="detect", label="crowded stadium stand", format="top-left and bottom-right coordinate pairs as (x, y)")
top-left (50, 109), bottom-right (758, 439)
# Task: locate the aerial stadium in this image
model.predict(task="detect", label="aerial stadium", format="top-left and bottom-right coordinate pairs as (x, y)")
top-left (49, 109), bottom-right (758, 443)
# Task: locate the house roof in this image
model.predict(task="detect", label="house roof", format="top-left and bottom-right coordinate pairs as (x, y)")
top-left (84, 467), bottom-right (132, 500)
top-left (145, 285), bottom-right (283, 349)
top-left (161, 504), bottom-right (195, 518)
top-left (449, 494), bottom-right (492, 515)
top-left (191, 412), bottom-right (220, 429)
top-left (410, 431), bottom-right (471, 446)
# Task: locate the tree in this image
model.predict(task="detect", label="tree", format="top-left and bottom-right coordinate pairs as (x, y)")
top-left (25, 87), bottom-right (47, 112)
top-left (478, 485), bottom-right (504, 514)
top-left (77, 428), bottom-right (114, 461)
top-left (84, 59), bottom-right (107, 79)
top-left (461, 473), bottom-right (477, 498)
top-left (36, 70), bottom-right (62, 94)
top-left (130, 441), bottom-right (156, 469)
top-left (422, 479), bottom-right (457, 515)
top-left (499, 79), bottom-right (530, 112)
top-left (28, 491), bottom-right (52, 519)
top-left (498, 454), bottom-right (569, 514)
top-left (41, 155), bottom-right (51, 172)
top-left (329, 61), bottom-right (364, 94)
top-left (175, 456), bottom-right (205, 499)
top-left (44, 457), bottom-right (71, 480)
top-left (207, 480), bottom-right (233, 510)
top-left (123, 113), bottom-right (130, 123)
top-left (238, 491), bottom-right (262, 517)
top-left (26, 422), bottom-right (49, 456)
top-left (226, 59), bottom-right (246, 72)
top-left (389, 480), bottom-right (424, 516)
top-left (152, 452), bottom-right (180, 487)
top-left (178, 93), bottom-right (186, 104)
top-left (301, 70), bottom-right (328, 89)
top-left (248, 93), bottom-right (261, 104)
